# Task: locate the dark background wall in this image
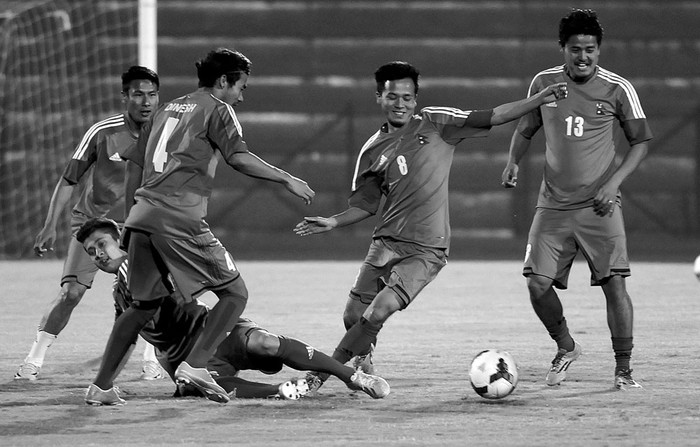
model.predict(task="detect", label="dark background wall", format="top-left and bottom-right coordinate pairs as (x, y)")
top-left (155, 0), bottom-right (700, 261)
top-left (1, 0), bottom-right (698, 261)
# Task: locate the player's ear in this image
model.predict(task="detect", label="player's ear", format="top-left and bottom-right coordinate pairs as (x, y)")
top-left (120, 90), bottom-right (128, 103)
top-left (217, 75), bottom-right (228, 89)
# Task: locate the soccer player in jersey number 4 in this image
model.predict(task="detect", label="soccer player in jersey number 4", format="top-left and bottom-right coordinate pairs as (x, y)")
top-left (87, 48), bottom-right (315, 404)
top-left (501, 9), bottom-right (650, 390)
top-left (79, 218), bottom-right (389, 405)
top-left (15, 66), bottom-right (162, 381)
top-left (294, 61), bottom-right (567, 392)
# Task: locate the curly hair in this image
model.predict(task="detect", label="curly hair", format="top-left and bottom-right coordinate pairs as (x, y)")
top-left (559, 8), bottom-right (604, 47)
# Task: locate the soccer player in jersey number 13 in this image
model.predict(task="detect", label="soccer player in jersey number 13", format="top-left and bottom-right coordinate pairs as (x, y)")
top-left (88, 48), bottom-right (315, 404)
top-left (501, 9), bottom-right (651, 390)
top-left (294, 61), bottom-right (567, 392)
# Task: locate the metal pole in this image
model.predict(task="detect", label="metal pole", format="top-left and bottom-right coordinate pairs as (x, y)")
top-left (138, 0), bottom-right (157, 71)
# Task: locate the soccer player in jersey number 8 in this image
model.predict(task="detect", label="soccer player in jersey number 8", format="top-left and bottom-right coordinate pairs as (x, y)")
top-left (294, 61), bottom-right (568, 392)
top-left (87, 48), bottom-right (315, 404)
top-left (501, 9), bottom-right (651, 390)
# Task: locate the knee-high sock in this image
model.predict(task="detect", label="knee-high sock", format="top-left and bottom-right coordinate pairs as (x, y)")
top-left (93, 301), bottom-right (161, 389)
top-left (186, 289), bottom-right (247, 367)
top-left (343, 313), bottom-right (375, 357)
top-left (215, 376), bottom-right (280, 398)
top-left (25, 331), bottom-right (56, 367)
top-left (531, 288), bottom-right (575, 352)
top-left (276, 337), bottom-right (354, 383)
top-left (545, 317), bottom-right (575, 352)
top-left (612, 337), bottom-right (633, 373)
top-left (312, 318), bottom-right (382, 383)
top-left (333, 317), bottom-right (383, 364)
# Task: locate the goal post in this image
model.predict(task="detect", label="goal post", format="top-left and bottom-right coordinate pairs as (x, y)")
top-left (0, 1), bottom-right (141, 258)
top-left (138, 0), bottom-right (157, 71)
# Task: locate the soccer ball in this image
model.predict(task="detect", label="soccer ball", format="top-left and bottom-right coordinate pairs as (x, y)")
top-left (693, 255), bottom-right (700, 280)
top-left (469, 349), bottom-right (518, 399)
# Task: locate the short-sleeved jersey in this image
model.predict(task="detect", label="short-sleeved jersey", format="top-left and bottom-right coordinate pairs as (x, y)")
top-left (62, 113), bottom-right (135, 226)
top-left (516, 65), bottom-right (653, 209)
top-left (122, 91), bottom-right (249, 237)
top-left (349, 107), bottom-right (492, 250)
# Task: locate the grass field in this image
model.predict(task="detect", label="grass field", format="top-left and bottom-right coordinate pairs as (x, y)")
top-left (1, 259), bottom-right (699, 446)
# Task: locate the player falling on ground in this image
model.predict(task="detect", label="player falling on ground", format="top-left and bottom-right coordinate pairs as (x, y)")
top-left (501, 9), bottom-right (650, 390)
top-left (88, 48), bottom-right (316, 404)
top-left (294, 61), bottom-right (568, 391)
top-left (15, 66), bottom-right (164, 382)
top-left (76, 218), bottom-right (389, 405)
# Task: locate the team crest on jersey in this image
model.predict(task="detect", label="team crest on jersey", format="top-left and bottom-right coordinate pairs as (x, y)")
top-left (306, 346), bottom-right (314, 360)
top-left (109, 152), bottom-right (123, 161)
top-left (417, 134), bottom-right (429, 145)
top-left (596, 103), bottom-right (606, 115)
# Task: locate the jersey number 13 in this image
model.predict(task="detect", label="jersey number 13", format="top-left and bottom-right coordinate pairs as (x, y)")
top-left (564, 115), bottom-right (584, 137)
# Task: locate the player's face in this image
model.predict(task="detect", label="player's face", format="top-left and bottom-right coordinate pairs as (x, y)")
top-left (123, 79), bottom-right (159, 124)
top-left (376, 78), bottom-right (417, 130)
top-left (563, 34), bottom-right (600, 82)
top-left (82, 230), bottom-right (126, 274)
top-left (223, 73), bottom-right (249, 106)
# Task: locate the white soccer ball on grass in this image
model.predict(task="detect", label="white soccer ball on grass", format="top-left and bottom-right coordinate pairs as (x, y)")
top-left (694, 255), bottom-right (700, 280)
top-left (469, 349), bottom-right (518, 399)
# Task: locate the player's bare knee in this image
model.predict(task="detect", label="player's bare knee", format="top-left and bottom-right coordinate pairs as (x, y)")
top-left (526, 275), bottom-right (553, 301)
top-left (601, 275), bottom-right (629, 300)
top-left (58, 283), bottom-right (87, 308)
top-left (363, 300), bottom-right (397, 325)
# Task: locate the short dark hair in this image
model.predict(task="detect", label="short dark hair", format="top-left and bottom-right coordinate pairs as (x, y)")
top-left (121, 65), bottom-right (160, 92)
top-left (559, 8), bottom-right (604, 47)
top-left (374, 61), bottom-right (420, 94)
top-left (76, 218), bottom-right (120, 244)
top-left (196, 48), bottom-right (252, 88)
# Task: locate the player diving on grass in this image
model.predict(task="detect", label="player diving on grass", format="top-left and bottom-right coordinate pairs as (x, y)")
top-left (78, 217), bottom-right (390, 405)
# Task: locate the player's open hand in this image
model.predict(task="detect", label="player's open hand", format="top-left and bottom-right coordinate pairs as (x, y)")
top-left (285, 176), bottom-right (315, 205)
top-left (540, 82), bottom-right (568, 104)
top-left (501, 162), bottom-right (519, 188)
top-left (294, 216), bottom-right (335, 236)
top-left (33, 227), bottom-right (56, 257)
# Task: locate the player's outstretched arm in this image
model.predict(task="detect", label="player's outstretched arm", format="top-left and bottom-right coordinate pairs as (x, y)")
top-left (228, 151), bottom-right (315, 204)
top-left (34, 178), bottom-right (75, 257)
top-left (490, 82), bottom-right (568, 125)
top-left (294, 207), bottom-right (372, 236)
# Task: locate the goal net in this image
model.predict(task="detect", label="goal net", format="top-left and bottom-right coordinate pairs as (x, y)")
top-left (0, 0), bottom-right (139, 258)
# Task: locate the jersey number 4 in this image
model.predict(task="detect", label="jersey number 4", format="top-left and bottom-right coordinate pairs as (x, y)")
top-left (152, 117), bottom-right (180, 172)
top-left (565, 115), bottom-right (584, 137)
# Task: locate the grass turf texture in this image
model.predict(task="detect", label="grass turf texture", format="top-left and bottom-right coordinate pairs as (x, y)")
top-left (1, 260), bottom-right (699, 446)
